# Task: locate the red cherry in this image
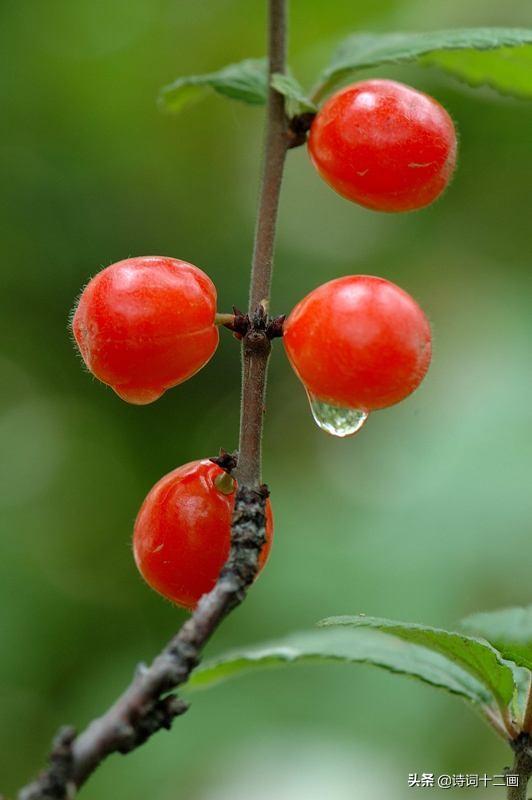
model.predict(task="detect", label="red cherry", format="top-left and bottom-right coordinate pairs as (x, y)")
top-left (308, 79), bottom-right (457, 212)
top-left (72, 256), bottom-right (219, 404)
top-left (133, 459), bottom-right (273, 610)
top-left (283, 275), bottom-right (431, 412)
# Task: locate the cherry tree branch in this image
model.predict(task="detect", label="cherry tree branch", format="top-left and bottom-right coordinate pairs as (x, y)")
top-left (508, 736), bottom-right (532, 800)
top-left (18, 1), bottom-right (288, 797)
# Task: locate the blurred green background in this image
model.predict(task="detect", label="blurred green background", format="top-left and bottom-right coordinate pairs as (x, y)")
top-left (1, 0), bottom-right (532, 797)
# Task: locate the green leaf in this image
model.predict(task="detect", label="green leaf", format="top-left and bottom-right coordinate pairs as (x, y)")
top-left (319, 615), bottom-right (515, 709)
top-left (317, 29), bottom-right (532, 99)
top-left (159, 58), bottom-right (267, 114)
top-left (271, 73), bottom-right (317, 117)
top-left (461, 607), bottom-right (532, 672)
top-left (188, 628), bottom-right (492, 705)
top-left (424, 46), bottom-right (532, 98)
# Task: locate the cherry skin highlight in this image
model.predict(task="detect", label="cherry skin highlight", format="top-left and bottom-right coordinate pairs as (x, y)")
top-left (283, 275), bottom-right (431, 412)
top-left (308, 79), bottom-right (457, 212)
top-left (133, 460), bottom-right (273, 610)
top-left (72, 256), bottom-right (219, 404)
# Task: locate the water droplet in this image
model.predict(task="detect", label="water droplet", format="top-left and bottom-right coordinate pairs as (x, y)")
top-left (307, 392), bottom-right (368, 438)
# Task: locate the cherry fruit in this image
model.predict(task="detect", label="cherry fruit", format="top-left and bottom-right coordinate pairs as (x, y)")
top-left (133, 459), bottom-right (273, 609)
top-left (72, 256), bottom-right (218, 404)
top-left (283, 275), bottom-right (431, 435)
top-left (308, 79), bottom-right (457, 212)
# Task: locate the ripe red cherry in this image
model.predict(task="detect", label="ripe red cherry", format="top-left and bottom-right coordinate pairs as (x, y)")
top-left (283, 275), bottom-right (431, 413)
top-left (133, 460), bottom-right (273, 610)
top-left (72, 256), bottom-right (218, 404)
top-left (308, 79), bottom-right (457, 212)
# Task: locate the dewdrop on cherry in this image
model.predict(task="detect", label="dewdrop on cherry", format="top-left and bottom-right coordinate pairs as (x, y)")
top-left (283, 275), bottom-right (432, 437)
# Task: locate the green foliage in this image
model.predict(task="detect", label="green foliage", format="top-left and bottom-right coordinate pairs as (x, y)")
top-left (270, 73), bottom-right (317, 116)
top-left (320, 615), bottom-right (515, 709)
top-left (159, 58), bottom-right (267, 113)
top-left (159, 28), bottom-right (532, 117)
top-left (426, 46), bottom-right (532, 98)
top-left (191, 611), bottom-right (532, 730)
top-left (192, 612), bottom-right (524, 717)
top-left (317, 29), bottom-right (532, 98)
top-left (159, 59), bottom-right (317, 118)
top-left (461, 607), bottom-right (532, 672)
top-left (189, 628), bottom-right (491, 704)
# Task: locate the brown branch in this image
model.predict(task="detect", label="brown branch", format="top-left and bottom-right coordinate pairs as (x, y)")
top-left (508, 735), bottom-right (532, 800)
top-left (247, 0), bottom-right (287, 315)
top-left (522, 674), bottom-right (532, 735)
top-left (18, 1), bottom-right (289, 797)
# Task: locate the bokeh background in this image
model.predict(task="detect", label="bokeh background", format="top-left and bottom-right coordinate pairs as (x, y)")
top-left (2, 0), bottom-right (532, 797)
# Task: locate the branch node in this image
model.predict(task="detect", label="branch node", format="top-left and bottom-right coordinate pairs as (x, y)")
top-left (287, 111), bottom-right (316, 149)
top-left (134, 661), bottom-right (149, 678)
top-left (18, 726), bottom-right (76, 800)
top-left (244, 329), bottom-right (271, 357)
top-left (166, 640), bottom-right (200, 673)
top-left (251, 302), bottom-right (268, 330)
top-left (222, 304), bottom-right (285, 345)
top-left (116, 695), bottom-right (189, 754)
top-left (266, 314), bottom-right (285, 339)
top-left (511, 733), bottom-right (532, 756)
top-left (209, 449), bottom-right (238, 474)
top-left (225, 306), bottom-right (250, 339)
